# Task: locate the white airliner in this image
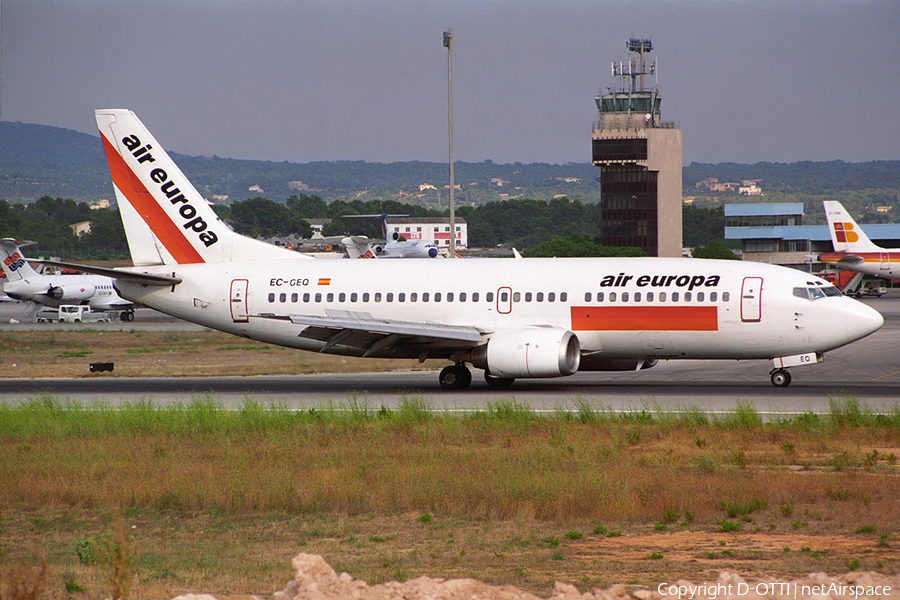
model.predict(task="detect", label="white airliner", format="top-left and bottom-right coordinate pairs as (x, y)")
top-left (342, 215), bottom-right (440, 259)
top-left (1, 239), bottom-right (137, 320)
top-left (46, 109), bottom-right (883, 388)
top-left (818, 200), bottom-right (900, 279)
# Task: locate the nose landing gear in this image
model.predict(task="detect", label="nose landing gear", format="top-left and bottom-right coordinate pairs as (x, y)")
top-left (769, 368), bottom-right (792, 388)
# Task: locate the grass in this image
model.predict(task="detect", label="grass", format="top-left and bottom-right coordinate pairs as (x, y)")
top-left (0, 330), bottom-right (448, 378)
top-left (1, 397), bottom-right (899, 598)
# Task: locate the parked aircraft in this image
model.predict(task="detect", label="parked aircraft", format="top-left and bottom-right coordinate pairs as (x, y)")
top-left (0, 239), bottom-right (136, 320)
top-left (342, 214), bottom-right (440, 259)
top-left (44, 109), bottom-right (883, 388)
top-left (818, 201), bottom-right (900, 279)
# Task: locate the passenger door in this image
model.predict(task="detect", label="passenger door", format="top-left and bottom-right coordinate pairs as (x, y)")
top-left (741, 277), bottom-right (762, 322)
top-left (230, 279), bottom-right (249, 323)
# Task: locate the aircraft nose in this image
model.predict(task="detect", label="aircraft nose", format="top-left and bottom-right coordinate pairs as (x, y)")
top-left (845, 298), bottom-right (883, 341)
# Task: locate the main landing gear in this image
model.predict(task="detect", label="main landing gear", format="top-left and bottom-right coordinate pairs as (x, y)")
top-left (439, 363), bottom-right (471, 389)
top-left (439, 363), bottom-right (516, 390)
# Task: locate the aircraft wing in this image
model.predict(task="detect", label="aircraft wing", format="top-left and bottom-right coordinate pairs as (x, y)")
top-left (34, 260), bottom-right (182, 286)
top-left (257, 309), bottom-right (487, 357)
top-left (835, 254), bottom-right (865, 266)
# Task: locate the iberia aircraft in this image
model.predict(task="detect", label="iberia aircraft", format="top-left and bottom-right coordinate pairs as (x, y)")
top-left (48, 109), bottom-right (883, 389)
top-left (1, 238), bottom-right (137, 320)
top-left (818, 200), bottom-right (900, 279)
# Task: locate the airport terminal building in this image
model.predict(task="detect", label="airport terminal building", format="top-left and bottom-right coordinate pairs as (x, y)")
top-left (725, 203), bottom-right (900, 271)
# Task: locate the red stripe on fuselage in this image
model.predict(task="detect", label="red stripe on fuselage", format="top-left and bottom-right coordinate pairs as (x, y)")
top-left (571, 306), bottom-right (718, 331)
top-left (819, 252), bottom-right (900, 263)
top-left (99, 131), bottom-right (205, 264)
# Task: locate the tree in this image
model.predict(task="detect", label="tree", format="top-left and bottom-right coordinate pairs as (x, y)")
top-left (691, 240), bottom-right (739, 260)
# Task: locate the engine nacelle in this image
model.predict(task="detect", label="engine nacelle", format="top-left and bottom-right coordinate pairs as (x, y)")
top-left (48, 283), bottom-right (96, 301)
top-left (471, 327), bottom-right (581, 379)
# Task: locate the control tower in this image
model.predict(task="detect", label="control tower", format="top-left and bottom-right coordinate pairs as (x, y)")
top-left (592, 39), bottom-right (682, 257)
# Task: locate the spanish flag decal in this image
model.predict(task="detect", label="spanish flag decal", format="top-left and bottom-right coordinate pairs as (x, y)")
top-left (318, 278), bottom-right (331, 286)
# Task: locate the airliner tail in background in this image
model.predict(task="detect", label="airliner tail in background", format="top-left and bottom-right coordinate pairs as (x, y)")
top-left (819, 201), bottom-right (900, 279)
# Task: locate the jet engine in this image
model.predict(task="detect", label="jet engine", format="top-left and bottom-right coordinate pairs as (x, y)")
top-left (470, 327), bottom-right (581, 378)
top-left (48, 283), bottom-right (96, 301)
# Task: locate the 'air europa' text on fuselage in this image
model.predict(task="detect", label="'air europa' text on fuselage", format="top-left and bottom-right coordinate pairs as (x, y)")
top-left (599, 273), bottom-right (721, 290)
top-left (120, 134), bottom-right (219, 248)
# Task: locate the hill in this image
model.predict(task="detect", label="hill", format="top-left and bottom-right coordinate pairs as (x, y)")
top-left (1, 121), bottom-right (897, 218)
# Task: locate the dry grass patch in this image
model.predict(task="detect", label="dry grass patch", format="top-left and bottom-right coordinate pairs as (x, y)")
top-left (0, 330), bottom-right (445, 378)
top-left (2, 398), bottom-right (899, 598)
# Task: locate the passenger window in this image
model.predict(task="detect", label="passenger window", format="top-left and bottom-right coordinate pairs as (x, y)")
top-left (621, 292), bottom-right (629, 302)
top-left (723, 292), bottom-right (730, 302)
top-left (291, 293), bottom-right (298, 303)
top-left (560, 292), bottom-right (567, 302)
top-left (710, 292), bottom-right (717, 302)
top-left (634, 292), bottom-right (641, 302)
top-left (526, 292), bottom-right (533, 302)
top-left (422, 292), bottom-right (429, 302)
top-left (315, 293), bottom-right (322, 302)
top-left (513, 292), bottom-right (520, 302)
top-left (339, 292), bottom-right (346, 302)
top-left (486, 292), bottom-right (493, 302)
top-left (684, 292), bottom-right (692, 302)
top-left (584, 292), bottom-right (592, 302)
top-left (697, 292), bottom-right (704, 302)
top-left (279, 293), bottom-right (286, 303)
top-left (646, 292), bottom-right (654, 302)
top-left (460, 292), bottom-right (467, 302)
top-left (350, 292), bottom-right (358, 302)
top-left (387, 292), bottom-right (394, 302)
top-left (609, 292), bottom-right (617, 302)
top-left (268, 293), bottom-right (275, 303)
top-left (500, 291), bottom-right (508, 302)
top-left (303, 292), bottom-right (310, 303)
top-left (446, 292), bottom-right (453, 302)
top-left (362, 293), bottom-right (369, 302)
top-left (472, 292), bottom-right (479, 302)
top-left (535, 292), bottom-right (543, 302)
top-left (434, 292), bottom-right (441, 302)
top-left (597, 292), bottom-right (604, 302)
top-left (399, 293), bottom-right (406, 302)
top-left (410, 292), bottom-right (418, 302)
top-left (659, 292), bottom-right (666, 302)
top-left (548, 292), bottom-right (556, 302)
top-left (374, 292), bottom-right (382, 302)
top-left (671, 292), bottom-right (679, 302)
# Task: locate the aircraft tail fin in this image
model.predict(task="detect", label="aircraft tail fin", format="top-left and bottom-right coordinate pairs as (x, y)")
top-left (823, 201), bottom-right (882, 253)
top-left (0, 238), bottom-right (40, 281)
top-left (95, 109), bottom-right (304, 266)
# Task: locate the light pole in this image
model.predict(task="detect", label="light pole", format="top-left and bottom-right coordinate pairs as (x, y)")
top-left (443, 29), bottom-right (456, 257)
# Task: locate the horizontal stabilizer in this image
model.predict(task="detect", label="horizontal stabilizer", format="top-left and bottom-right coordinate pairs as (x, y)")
top-left (35, 260), bottom-right (182, 286)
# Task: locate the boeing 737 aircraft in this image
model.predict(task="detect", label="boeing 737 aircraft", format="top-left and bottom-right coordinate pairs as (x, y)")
top-left (45, 109), bottom-right (883, 388)
top-left (1, 239), bottom-right (137, 320)
top-left (818, 201), bottom-right (900, 279)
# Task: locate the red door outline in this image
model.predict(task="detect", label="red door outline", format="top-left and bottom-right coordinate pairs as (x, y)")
top-left (497, 286), bottom-right (512, 314)
top-left (740, 277), bottom-right (762, 322)
top-left (230, 279), bottom-right (249, 322)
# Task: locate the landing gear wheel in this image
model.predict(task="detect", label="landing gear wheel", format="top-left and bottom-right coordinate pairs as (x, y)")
top-left (484, 371), bottom-right (515, 388)
top-left (770, 369), bottom-right (792, 388)
top-left (439, 364), bottom-right (472, 390)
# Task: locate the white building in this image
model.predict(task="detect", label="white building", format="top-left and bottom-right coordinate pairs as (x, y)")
top-left (386, 217), bottom-right (467, 249)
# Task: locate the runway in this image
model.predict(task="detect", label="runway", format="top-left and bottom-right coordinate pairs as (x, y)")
top-left (2, 296), bottom-right (899, 414)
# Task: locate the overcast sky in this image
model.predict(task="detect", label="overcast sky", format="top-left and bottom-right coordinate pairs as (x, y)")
top-left (2, 0), bottom-right (898, 165)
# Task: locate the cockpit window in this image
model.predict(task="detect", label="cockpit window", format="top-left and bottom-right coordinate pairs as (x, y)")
top-left (793, 285), bottom-right (842, 300)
